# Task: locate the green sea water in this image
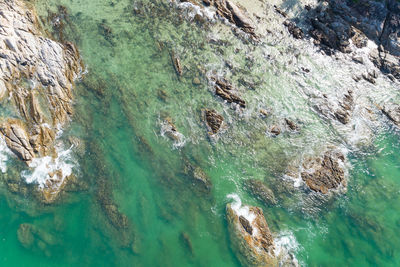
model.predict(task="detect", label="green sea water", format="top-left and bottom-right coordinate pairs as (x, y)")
top-left (1, 0), bottom-right (400, 266)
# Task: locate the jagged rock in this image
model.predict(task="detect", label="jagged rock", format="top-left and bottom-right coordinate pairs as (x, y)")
top-left (334, 90), bottom-right (354, 124)
top-left (210, 0), bottom-right (256, 38)
top-left (382, 103), bottom-right (400, 126)
top-left (313, 90), bottom-right (354, 125)
top-left (284, 21), bottom-right (304, 39)
top-left (204, 109), bottom-right (224, 134)
top-left (259, 109), bottom-right (270, 118)
top-left (244, 179), bottom-right (277, 206)
top-left (369, 48), bottom-right (400, 81)
top-left (307, 0), bottom-right (399, 80)
top-left (301, 150), bottom-right (346, 194)
top-left (274, 5), bottom-right (288, 18)
top-left (0, 120), bottom-right (34, 163)
top-left (214, 79), bottom-right (246, 108)
top-left (226, 201), bottom-right (277, 266)
top-left (162, 118), bottom-right (180, 141)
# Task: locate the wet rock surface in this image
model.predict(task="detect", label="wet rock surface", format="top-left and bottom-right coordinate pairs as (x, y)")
top-left (301, 150), bottom-right (346, 194)
top-left (284, 21), bottom-right (304, 39)
top-left (0, 0), bottom-right (82, 202)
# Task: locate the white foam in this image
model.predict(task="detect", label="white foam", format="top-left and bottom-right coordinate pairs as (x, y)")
top-left (0, 135), bottom-right (11, 173)
top-left (227, 193), bottom-right (257, 224)
top-left (21, 144), bottom-right (75, 189)
top-left (174, 1), bottom-right (216, 22)
top-left (274, 231), bottom-right (300, 266)
top-left (160, 120), bottom-right (187, 149)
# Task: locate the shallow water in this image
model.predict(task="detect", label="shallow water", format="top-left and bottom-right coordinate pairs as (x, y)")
top-left (0, 0), bottom-right (400, 266)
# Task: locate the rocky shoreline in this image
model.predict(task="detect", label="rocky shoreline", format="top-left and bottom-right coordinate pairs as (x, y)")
top-left (0, 0), bottom-right (83, 203)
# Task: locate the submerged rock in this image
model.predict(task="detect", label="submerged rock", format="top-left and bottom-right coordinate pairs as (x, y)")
top-left (301, 150), bottom-right (346, 194)
top-left (183, 159), bottom-right (212, 193)
top-left (17, 223), bottom-right (57, 256)
top-left (171, 51), bottom-right (183, 77)
top-left (244, 179), bottom-right (277, 206)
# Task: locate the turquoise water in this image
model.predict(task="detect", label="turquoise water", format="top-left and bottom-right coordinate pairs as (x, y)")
top-left (0, 0), bottom-right (400, 266)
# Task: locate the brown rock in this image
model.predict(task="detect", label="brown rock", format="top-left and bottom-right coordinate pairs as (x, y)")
top-left (226, 202), bottom-right (277, 266)
top-left (214, 79), bottom-right (246, 108)
top-left (270, 125), bottom-right (281, 136)
top-left (204, 109), bottom-right (224, 134)
top-left (301, 150), bottom-right (346, 193)
top-left (171, 51), bottom-right (183, 77)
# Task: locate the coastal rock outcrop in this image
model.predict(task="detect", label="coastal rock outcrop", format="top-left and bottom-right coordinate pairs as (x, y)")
top-left (226, 201), bottom-right (277, 266)
top-left (307, 0), bottom-right (400, 80)
top-left (0, 0), bottom-right (83, 202)
top-left (301, 150), bottom-right (346, 194)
